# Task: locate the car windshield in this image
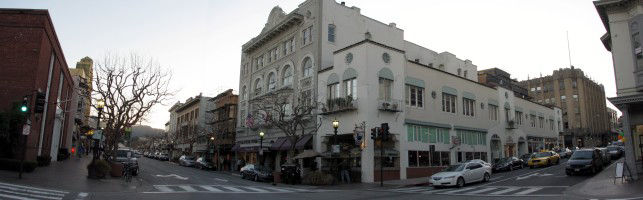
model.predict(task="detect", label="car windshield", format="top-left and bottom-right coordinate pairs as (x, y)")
top-left (116, 150), bottom-right (130, 157)
top-left (497, 158), bottom-right (509, 164)
top-left (533, 152), bottom-right (550, 158)
top-left (184, 156), bottom-right (195, 160)
top-left (607, 146), bottom-right (619, 151)
top-left (443, 164), bottom-right (465, 172)
top-left (570, 151), bottom-right (593, 160)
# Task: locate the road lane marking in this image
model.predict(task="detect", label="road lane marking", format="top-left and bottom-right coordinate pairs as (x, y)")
top-left (222, 186), bottom-right (244, 192)
top-left (0, 182), bottom-right (68, 194)
top-left (0, 185), bottom-right (65, 197)
top-left (154, 186), bottom-right (173, 192)
top-left (488, 187), bottom-right (521, 195)
top-left (0, 193), bottom-right (39, 200)
top-left (481, 164), bottom-right (565, 186)
top-left (514, 187), bottom-right (542, 195)
top-left (214, 178), bottom-right (228, 182)
top-left (200, 186), bottom-right (223, 192)
top-left (0, 188), bottom-right (62, 200)
top-left (466, 187), bottom-right (497, 194)
top-left (244, 187), bottom-right (269, 193)
top-left (438, 187), bottom-right (479, 194)
top-left (178, 186), bottom-right (197, 192)
top-left (264, 187), bottom-right (293, 192)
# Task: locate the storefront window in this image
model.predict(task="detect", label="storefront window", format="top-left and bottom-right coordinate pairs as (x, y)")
top-left (418, 151), bottom-right (430, 166)
top-left (441, 152), bottom-right (451, 165)
top-left (408, 151), bottom-right (417, 167)
top-left (481, 152), bottom-right (487, 162)
top-left (431, 151), bottom-right (441, 166)
top-left (466, 152), bottom-right (474, 161)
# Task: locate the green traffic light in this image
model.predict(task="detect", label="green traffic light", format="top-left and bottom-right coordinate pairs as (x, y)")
top-left (20, 106), bottom-right (28, 112)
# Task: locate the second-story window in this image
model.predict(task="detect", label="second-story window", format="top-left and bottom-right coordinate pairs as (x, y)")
top-left (302, 57), bottom-right (312, 77)
top-left (489, 104), bottom-right (498, 120)
top-left (530, 114), bottom-right (536, 127)
top-left (328, 24), bottom-right (336, 42)
top-left (303, 26), bottom-right (312, 45)
top-left (405, 85), bottom-right (424, 108)
top-left (515, 111), bottom-right (523, 124)
top-left (328, 83), bottom-right (339, 100)
top-left (378, 78), bottom-right (392, 101)
top-left (539, 117), bottom-right (544, 128)
top-left (282, 65), bottom-right (292, 86)
top-left (462, 98), bottom-right (475, 116)
top-left (344, 78), bottom-right (357, 99)
top-left (267, 72), bottom-right (276, 91)
top-left (442, 93), bottom-right (456, 113)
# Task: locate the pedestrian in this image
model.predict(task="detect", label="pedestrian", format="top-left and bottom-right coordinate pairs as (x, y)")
top-left (340, 160), bottom-right (351, 184)
top-left (78, 146), bottom-right (84, 158)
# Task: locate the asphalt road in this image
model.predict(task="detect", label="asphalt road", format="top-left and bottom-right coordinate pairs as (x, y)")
top-left (0, 157), bottom-right (611, 200)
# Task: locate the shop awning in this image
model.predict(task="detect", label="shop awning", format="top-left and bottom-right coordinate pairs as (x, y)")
top-left (271, 135), bottom-right (313, 151)
top-left (231, 144), bottom-right (240, 151)
top-left (295, 134), bottom-right (313, 149)
top-left (270, 138), bottom-right (287, 151)
top-left (292, 150), bottom-right (320, 159)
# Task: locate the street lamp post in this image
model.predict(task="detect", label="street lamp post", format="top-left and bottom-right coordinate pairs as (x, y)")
top-left (259, 131), bottom-right (264, 165)
top-left (332, 119), bottom-right (339, 180)
top-left (95, 99), bottom-right (105, 160)
top-left (210, 136), bottom-right (215, 169)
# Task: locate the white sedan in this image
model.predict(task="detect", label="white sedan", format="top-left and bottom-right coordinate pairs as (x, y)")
top-left (429, 162), bottom-right (491, 188)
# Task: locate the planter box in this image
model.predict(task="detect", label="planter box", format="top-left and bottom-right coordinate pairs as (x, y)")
top-left (110, 162), bottom-right (123, 177)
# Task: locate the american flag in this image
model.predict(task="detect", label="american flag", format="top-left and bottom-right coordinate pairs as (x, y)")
top-left (245, 113), bottom-right (254, 127)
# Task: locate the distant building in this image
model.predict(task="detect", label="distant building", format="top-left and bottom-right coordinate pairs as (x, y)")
top-left (208, 89), bottom-right (238, 171)
top-left (478, 68), bottom-right (531, 100)
top-left (172, 94), bottom-right (214, 157)
top-left (519, 67), bottom-right (609, 148)
top-left (595, 0), bottom-right (643, 179)
top-left (0, 9), bottom-right (76, 161)
top-left (607, 107), bottom-right (619, 134)
top-left (69, 57), bottom-right (93, 126)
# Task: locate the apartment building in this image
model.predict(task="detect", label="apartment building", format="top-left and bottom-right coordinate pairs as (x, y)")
top-left (172, 94), bottom-right (213, 157)
top-left (519, 68), bottom-right (610, 148)
top-left (208, 89), bottom-right (238, 171)
top-left (595, 0), bottom-right (643, 179)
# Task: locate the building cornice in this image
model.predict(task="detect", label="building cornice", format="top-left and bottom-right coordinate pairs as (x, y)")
top-left (333, 39), bottom-right (405, 55)
top-left (608, 93), bottom-right (643, 106)
top-left (242, 12), bottom-right (303, 53)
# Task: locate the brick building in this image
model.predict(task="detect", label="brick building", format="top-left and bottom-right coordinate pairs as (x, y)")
top-left (0, 9), bottom-right (76, 161)
top-left (208, 89), bottom-right (238, 171)
top-left (519, 67), bottom-right (610, 148)
top-left (478, 68), bottom-right (531, 100)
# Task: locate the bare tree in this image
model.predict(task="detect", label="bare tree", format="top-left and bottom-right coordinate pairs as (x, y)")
top-left (93, 53), bottom-right (172, 161)
top-left (250, 88), bottom-right (322, 164)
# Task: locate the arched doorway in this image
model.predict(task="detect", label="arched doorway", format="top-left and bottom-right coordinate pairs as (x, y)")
top-left (490, 134), bottom-right (501, 163)
top-left (504, 135), bottom-right (516, 157)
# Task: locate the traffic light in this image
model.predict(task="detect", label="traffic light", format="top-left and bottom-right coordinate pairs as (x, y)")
top-left (34, 92), bottom-right (45, 113)
top-left (371, 128), bottom-right (376, 140)
top-left (381, 123), bottom-right (389, 141)
top-left (20, 97), bottom-right (28, 113)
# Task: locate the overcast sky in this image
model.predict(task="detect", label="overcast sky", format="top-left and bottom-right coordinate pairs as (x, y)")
top-left (2, 0), bottom-right (617, 129)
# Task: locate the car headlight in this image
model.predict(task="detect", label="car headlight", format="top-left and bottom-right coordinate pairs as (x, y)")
top-left (444, 176), bottom-right (455, 179)
top-left (585, 164), bottom-right (593, 167)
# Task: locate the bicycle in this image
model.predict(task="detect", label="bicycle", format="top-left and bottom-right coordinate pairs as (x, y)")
top-left (123, 162), bottom-right (133, 182)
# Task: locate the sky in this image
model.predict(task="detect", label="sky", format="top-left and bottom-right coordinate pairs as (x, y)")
top-left (1, 0), bottom-right (618, 129)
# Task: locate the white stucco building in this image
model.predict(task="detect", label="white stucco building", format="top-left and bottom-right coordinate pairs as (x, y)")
top-left (238, 0), bottom-right (562, 182)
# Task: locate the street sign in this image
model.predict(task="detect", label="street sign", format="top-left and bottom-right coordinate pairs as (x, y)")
top-left (22, 124), bottom-right (30, 135)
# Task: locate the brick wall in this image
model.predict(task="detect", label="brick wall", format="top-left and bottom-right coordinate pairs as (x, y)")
top-left (406, 167), bottom-right (446, 179)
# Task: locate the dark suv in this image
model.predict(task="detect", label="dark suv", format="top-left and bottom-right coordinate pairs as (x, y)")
top-left (565, 149), bottom-right (603, 175)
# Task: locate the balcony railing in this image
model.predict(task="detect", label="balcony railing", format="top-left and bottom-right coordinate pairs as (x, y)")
top-left (299, 76), bottom-right (312, 88)
top-left (506, 120), bottom-right (516, 129)
top-left (377, 99), bottom-right (403, 112)
top-left (321, 97), bottom-right (358, 115)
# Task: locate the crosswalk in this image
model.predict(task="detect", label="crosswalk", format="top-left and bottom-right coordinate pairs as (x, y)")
top-left (0, 181), bottom-right (70, 200)
top-left (376, 185), bottom-right (568, 197)
top-left (146, 184), bottom-right (325, 194)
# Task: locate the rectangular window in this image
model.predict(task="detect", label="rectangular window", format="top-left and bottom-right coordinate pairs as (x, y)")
top-left (344, 78), bottom-right (357, 99)
top-left (283, 40), bottom-right (290, 55)
top-left (405, 85), bottom-right (424, 108)
top-left (442, 93), bottom-right (457, 113)
top-left (515, 111), bottom-right (523, 125)
top-left (489, 104), bottom-right (498, 120)
top-left (441, 152), bottom-right (451, 166)
top-left (418, 151), bottom-right (430, 166)
top-left (328, 24), bottom-right (336, 42)
top-left (327, 83), bottom-right (339, 100)
top-left (463, 98), bottom-right (475, 116)
top-left (530, 115), bottom-right (536, 127)
top-left (539, 117), bottom-right (544, 128)
top-left (408, 151), bottom-right (418, 167)
top-left (290, 37), bottom-right (296, 52)
top-left (559, 81), bottom-right (565, 90)
top-left (303, 26), bottom-right (312, 45)
top-left (378, 78), bottom-right (392, 101)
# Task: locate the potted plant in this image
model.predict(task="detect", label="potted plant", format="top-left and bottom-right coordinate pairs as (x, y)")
top-left (87, 159), bottom-right (111, 179)
top-left (346, 96), bottom-right (353, 107)
top-left (382, 102), bottom-right (390, 109)
top-left (391, 103), bottom-right (398, 110)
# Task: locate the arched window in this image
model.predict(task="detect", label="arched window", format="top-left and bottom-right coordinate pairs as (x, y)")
top-left (282, 65), bottom-right (293, 86)
top-left (302, 57), bottom-right (312, 77)
top-left (464, 70), bottom-right (468, 78)
top-left (457, 68), bottom-right (462, 76)
top-left (254, 78), bottom-right (262, 95)
top-left (267, 72), bottom-right (276, 91)
top-left (241, 86), bottom-right (247, 100)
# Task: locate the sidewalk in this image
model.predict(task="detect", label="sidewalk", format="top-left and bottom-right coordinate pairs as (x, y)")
top-left (309, 177), bottom-right (429, 190)
top-left (0, 155), bottom-right (142, 193)
top-left (565, 158), bottom-right (643, 199)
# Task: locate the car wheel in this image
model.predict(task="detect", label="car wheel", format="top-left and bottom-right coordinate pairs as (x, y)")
top-left (456, 177), bottom-right (465, 188)
top-left (433, 186), bottom-right (442, 189)
top-left (591, 167), bottom-right (596, 174)
top-left (254, 175), bottom-right (259, 182)
top-left (483, 173), bottom-right (490, 182)
top-left (530, 165), bottom-right (534, 169)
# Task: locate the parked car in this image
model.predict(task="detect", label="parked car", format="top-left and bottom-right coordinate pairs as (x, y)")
top-left (597, 147), bottom-right (611, 166)
top-left (429, 162), bottom-right (491, 188)
top-left (566, 149), bottom-right (604, 175)
top-left (606, 146), bottom-right (624, 159)
top-left (179, 155), bottom-right (196, 167)
top-left (520, 153), bottom-right (533, 167)
top-left (528, 151), bottom-right (560, 168)
top-left (465, 159), bottom-right (492, 168)
top-left (115, 148), bottom-right (139, 176)
top-left (195, 157), bottom-right (214, 170)
top-left (158, 153), bottom-right (169, 161)
top-left (493, 157), bottom-right (524, 172)
top-left (557, 148), bottom-right (572, 159)
top-left (240, 164), bottom-right (273, 182)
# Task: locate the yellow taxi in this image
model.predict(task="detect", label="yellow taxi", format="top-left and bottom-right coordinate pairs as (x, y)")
top-left (528, 151), bottom-right (560, 168)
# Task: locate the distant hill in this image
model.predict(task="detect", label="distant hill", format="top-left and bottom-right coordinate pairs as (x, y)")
top-left (131, 125), bottom-right (164, 138)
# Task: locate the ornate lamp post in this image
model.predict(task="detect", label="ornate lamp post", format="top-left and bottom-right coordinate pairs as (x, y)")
top-left (95, 99), bottom-right (105, 160)
top-left (332, 119), bottom-right (339, 177)
top-left (259, 131), bottom-right (264, 165)
top-left (210, 136), bottom-right (215, 168)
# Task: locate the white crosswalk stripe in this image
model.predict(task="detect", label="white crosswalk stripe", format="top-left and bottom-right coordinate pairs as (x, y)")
top-left (0, 181), bottom-right (70, 200)
top-left (146, 185), bottom-right (326, 194)
top-left (376, 185), bottom-right (567, 197)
